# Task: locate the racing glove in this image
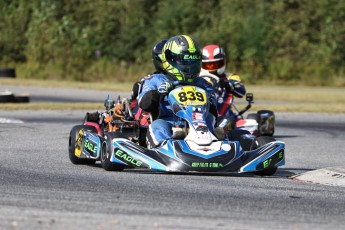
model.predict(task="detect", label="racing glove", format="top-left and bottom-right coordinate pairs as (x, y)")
top-left (158, 81), bottom-right (173, 94)
top-left (225, 81), bottom-right (235, 93)
top-left (223, 80), bottom-right (246, 98)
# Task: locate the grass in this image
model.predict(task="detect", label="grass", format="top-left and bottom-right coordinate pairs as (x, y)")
top-left (1, 78), bottom-right (345, 113)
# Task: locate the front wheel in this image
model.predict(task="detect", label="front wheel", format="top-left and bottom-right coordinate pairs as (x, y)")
top-left (68, 125), bottom-right (97, 165)
top-left (101, 132), bottom-right (126, 171)
top-left (227, 129), bottom-right (253, 151)
top-left (250, 136), bottom-right (277, 176)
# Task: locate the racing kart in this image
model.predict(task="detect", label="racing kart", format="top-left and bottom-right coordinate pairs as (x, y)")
top-left (68, 82), bottom-right (285, 176)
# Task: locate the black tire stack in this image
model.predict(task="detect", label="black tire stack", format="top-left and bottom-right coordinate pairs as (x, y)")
top-left (0, 91), bottom-right (30, 103)
top-left (0, 68), bottom-right (16, 78)
top-left (0, 68), bottom-right (30, 103)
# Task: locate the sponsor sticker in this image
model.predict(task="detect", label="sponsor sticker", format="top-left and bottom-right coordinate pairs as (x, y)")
top-left (192, 162), bottom-right (223, 168)
top-left (114, 148), bottom-right (143, 167)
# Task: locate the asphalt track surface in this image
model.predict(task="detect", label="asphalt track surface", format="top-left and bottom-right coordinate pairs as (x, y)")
top-left (1, 87), bottom-right (345, 230)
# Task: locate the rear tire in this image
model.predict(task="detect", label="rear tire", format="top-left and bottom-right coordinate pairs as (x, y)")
top-left (101, 132), bottom-right (126, 171)
top-left (68, 125), bottom-right (97, 165)
top-left (257, 110), bottom-right (275, 136)
top-left (250, 136), bottom-right (277, 176)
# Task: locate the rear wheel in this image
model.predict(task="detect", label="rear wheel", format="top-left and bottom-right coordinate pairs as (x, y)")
top-left (101, 132), bottom-right (126, 171)
top-left (68, 125), bottom-right (97, 165)
top-left (250, 136), bottom-right (277, 176)
top-left (257, 110), bottom-right (275, 136)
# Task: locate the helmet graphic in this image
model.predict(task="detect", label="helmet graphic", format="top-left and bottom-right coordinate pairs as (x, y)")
top-left (161, 35), bottom-right (202, 82)
top-left (152, 39), bottom-right (168, 72)
top-left (202, 44), bottom-right (226, 75)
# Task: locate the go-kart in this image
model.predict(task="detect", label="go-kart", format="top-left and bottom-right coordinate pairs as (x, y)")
top-left (68, 95), bottom-right (140, 165)
top-left (68, 82), bottom-right (285, 176)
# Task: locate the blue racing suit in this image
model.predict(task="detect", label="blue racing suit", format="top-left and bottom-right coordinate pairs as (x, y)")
top-left (138, 73), bottom-right (217, 147)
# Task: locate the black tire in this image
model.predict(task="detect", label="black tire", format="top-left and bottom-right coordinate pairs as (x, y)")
top-left (68, 125), bottom-right (97, 165)
top-left (257, 110), bottom-right (274, 115)
top-left (227, 129), bottom-right (253, 151)
top-left (257, 110), bottom-right (275, 136)
top-left (14, 94), bottom-right (30, 103)
top-left (0, 92), bottom-right (16, 103)
top-left (0, 68), bottom-right (16, 78)
top-left (250, 136), bottom-right (277, 176)
top-left (138, 128), bottom-right (147, 147)
top-left (101, 132), bottom-right (126, 171)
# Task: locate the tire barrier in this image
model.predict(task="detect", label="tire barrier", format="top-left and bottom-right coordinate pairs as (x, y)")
top-left (0, 68), bottom-right (16, 78)
top-left (0, 91), bottom-right (30, 103)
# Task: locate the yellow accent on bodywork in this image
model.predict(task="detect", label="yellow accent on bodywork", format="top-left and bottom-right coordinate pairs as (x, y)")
top-left (75, 129), bottom-right (84, 157)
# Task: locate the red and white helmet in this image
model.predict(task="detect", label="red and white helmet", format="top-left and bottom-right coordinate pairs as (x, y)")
top-left (201, 44), bottom-right (226, 76)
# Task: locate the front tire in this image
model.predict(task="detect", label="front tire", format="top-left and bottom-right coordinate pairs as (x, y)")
top-left (250, 136), bottom-right (277, 176)
top-left (227, 129), bottom-right (253, 151)
top-left (68, 125), bottom-right (97, 165)
top-left (101, 132), bottom-right (126, 171)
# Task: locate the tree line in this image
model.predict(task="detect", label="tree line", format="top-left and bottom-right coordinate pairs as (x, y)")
top-left (0, 0), bottom-right (344, 86)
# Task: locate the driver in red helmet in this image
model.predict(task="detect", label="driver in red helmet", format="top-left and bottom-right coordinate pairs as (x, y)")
top-left (201, 44), bottom-right (246, 129)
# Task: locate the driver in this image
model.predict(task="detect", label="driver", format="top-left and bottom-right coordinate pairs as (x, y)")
top-left (138, 35), bottom-right (221, 148)
top-left (130, 39), bottom-right (168, 111)
top-left (201, 44), bottom-right (246, 129)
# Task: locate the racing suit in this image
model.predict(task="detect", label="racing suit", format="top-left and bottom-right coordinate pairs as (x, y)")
top-left (138, 73), bottom-right (218, 148)
top-left (216, 73), bottom-right (246, 117)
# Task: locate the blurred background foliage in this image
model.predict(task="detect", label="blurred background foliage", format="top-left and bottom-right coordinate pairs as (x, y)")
top-left (0, 0), bottom-right (344, 86)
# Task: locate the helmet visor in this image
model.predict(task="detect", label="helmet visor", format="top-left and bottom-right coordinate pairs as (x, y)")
top-left (165, 50), bottom-right (202, 75)
top-left (202, 59), bottom-right (225, 71)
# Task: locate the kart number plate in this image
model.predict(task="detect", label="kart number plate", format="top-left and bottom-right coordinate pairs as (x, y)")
top-left (172, 86), bottom-right (206, 106)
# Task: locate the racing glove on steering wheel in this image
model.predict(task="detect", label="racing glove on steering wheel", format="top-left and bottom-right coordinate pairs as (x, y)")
top-left (158, 81), bottom-right (173, 94)
top-left (222, 80), bottom-right (246, 98)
